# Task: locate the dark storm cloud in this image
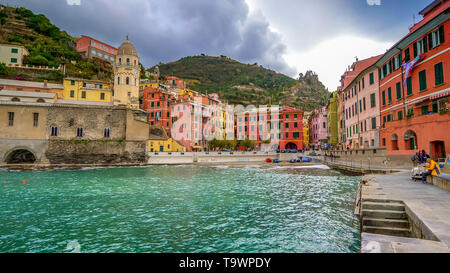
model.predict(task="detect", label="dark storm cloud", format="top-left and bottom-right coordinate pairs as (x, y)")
top-left (5, 0), bottom-right (296, 75)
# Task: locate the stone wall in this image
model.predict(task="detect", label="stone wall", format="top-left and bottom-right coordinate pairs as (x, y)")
top-left (147, 152), bottom-right (278, 165)
top-left (45, 139), bottom-right (146, 164)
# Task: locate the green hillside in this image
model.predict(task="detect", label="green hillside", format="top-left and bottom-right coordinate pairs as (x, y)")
top-left (153, 55), bottom-right (329, 111)
top-left (0, 6), bottom-right (113, 82)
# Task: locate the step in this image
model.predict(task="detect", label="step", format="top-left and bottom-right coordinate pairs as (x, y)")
top-left (362, 202), bottom-right (405, 212)
top-left (361, 198), bottom-right (404, 204)
top-left (363, 217), bottom-right (410, 229)
top-left (363, 226), bottom-right (411, 237)
top-left (361, 209), bottom-right (407, 219)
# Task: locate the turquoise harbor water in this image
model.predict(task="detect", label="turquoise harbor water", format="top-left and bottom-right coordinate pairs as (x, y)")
top-left (0, 165), bottom-right (360, 253)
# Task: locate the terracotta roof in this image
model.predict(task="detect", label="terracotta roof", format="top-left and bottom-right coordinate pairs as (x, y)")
top-left (341, 55), bottom-right (382, 90)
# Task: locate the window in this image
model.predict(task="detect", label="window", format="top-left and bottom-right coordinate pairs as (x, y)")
top-left (11, 48), bottom-right (18, 53)
top-left (51, 126), bottom-right (58, 137)
top-left (293, 132), bottom-right (300, 139)
top-left (70, 90), bottom-right (75, 98)
top-left (414, 37), bottom-right (427, 57)
top-left (393, 54), bottom-right (401, 70)
top-left (370, 93), bottom-right (376, 108)
top-left (157, 102), bottom-right (160, 107)
top-left (126, 77), bottom-right (129, 85)
top-left (363, 97), bottom-right (366, 111)
top-left (104, 128), bottom-right (110, 138)
top-left (81, 91), bottom-right (86, 99)
top-left (432, 101), bottom-right (438, 113)
top-left (404, 48), bottom-right (410, 62)
top-left (8, 112), bottom-right (14, 126)
top-left (294, 123), bottom-right (298, 128)
top-left (285, 123), bottom-right (289, 129)
top-left (429, 26), bottom-right (445, 49)
top-left (388, 87), bottom-right (392, 104)
top-left (10, 58), bottom-right (17, 63)
top-left (362, 78), bottom-right (365, 89)
top-left (406, 77), bottom-right (412, 96)
top-left (100, 93), bottom-right (105, 100)
top-left (382, 91), bottom-right (386, 106)
top-left (323, 122), bottom-right (326, 129)
top-left (396, 82), bottom-right (401, 100)
top-left (421, 104), bottom-right (429, 115)
top-left (92, 41), bottom-right (97, 46)
top-left (371, 118), bottom-right (376, 130)
top-left (419, 70), bottom-right (427, 91)
top-left (398, 111), bottom-right (403, 121)
top-left (369, 73), bottom-right (374, 85)
top-left (408, 108), bottom-right (414, 117)
top-left (434, 62), bottom-right (444, 86)
top-left (77, 127), bottom-right (83, 137)
top-left (91, 49), bottom-right (96, 55)
top-left (33, 113), bottom-right (39, 127)
top-left (285, 133), bottom-right (289, 139)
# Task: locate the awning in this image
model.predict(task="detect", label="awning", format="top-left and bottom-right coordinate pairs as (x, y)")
top-left (430, 89), bottom-right (450, 100)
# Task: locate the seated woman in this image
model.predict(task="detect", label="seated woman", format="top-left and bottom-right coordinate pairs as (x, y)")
top-left (422, 158), bottom-right (441, 184)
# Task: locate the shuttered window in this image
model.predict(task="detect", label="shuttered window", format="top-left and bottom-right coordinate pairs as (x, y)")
top-left (434, 62), bottom-right (444, 86)
top-left (388, 87), bottom-right (392, 104)
top-left (406, 77), bottom-right (412, 96)
top-left (419, 70), bottom-right (427, 91)
top-left (370, 93), bottom-right (376, 108)
top-left (369, 72), bottom-right (374, 85)
top-left (396, 82), bottom-right (402, 100)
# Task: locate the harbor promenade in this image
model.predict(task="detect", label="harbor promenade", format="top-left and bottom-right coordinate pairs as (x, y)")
top-left (360, 172), bottom-right (450, 253)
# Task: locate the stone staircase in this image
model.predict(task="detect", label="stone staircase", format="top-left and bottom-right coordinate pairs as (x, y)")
top-left (361, 198), bottom-right (412, 237)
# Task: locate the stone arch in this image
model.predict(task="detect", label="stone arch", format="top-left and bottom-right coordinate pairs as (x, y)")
top-left (11, 97), bottom-right (20, 102)
top-left (4, 147), bottom-right (37, 164)
top-left (37, 98), bottom-right (45, 103)
top-left (285, 142), bottom-right (298, 150)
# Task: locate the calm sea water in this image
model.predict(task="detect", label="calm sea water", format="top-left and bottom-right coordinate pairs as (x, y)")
top-left (0, 165), bottom-right (360, 253)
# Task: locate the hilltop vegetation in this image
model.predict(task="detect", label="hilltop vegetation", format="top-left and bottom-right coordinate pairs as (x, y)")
top-left (0, 6), bottom-right (113, 82)
top-left (154, 56), bottom-right (329, 111)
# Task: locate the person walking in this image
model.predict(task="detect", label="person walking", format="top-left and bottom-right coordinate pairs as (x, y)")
top-left (422, 158), bottom-right (441, 184)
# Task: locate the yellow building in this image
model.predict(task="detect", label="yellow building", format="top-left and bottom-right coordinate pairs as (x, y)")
top-left (303, 113), bottom-right (311, 148)
top-left (63, 78), bottom-right (112, 102)
top-left (113, 38), bottom-right (140, 109)
top-left (140, 81), bottom-right (158, 91)
top-left (148, 137), bottom-right (186, 152)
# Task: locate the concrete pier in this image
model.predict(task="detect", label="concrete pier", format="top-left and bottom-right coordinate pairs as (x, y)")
top-left (360, 172), bottom-right (450, 253)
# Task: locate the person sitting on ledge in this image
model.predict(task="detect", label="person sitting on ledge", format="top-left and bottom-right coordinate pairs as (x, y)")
top-left (422, 158), bottom-right (441, 184)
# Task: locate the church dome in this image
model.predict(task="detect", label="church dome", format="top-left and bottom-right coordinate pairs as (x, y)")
top-left (117, 37), bottom-right (138, 57)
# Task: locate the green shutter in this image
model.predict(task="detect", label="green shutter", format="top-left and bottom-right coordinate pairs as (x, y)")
top-left (413, 43), bottom-right (418, 57)
top-left (439, 25), bottom-right (445, 44)
top-left (396, 82), bottom-right (401, 100)
top-left (371, 93), bottom-right (376, 107)
top-left (421, 104), bottom-right (428, 115)
top-left (398, 111), bottom-right (403, 120)
top-left (432, 101), bottom-right (438, 113)
top-left (388, 88), bottom-right (392, 103)
top-left (371, 118), bottom-right (376, 129)
top-left (406, 77), bottom-right (412, 96)
top-left (435, 62), bottom-right (443, 86)
top-left (419, 70), bottom-right (427, 91)
top-left (423, 36), bottom-right (428, 52)
top-left (382, 91), bottom-right (386, 106)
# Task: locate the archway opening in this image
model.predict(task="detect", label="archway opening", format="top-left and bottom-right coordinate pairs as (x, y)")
top-left (285, 142), bottom-right (298, 150)
top-left (6, 149), bottom-right (36, 164)
top-left (404, 130), bottom-right (417, 150)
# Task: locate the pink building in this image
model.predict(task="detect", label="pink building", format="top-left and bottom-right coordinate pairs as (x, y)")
top-left (311, 106), bottom-right (328, 148)
top-left (340, 55), bottom-right (382, 149)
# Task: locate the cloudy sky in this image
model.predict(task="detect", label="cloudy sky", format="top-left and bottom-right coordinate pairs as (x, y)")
top-left (3, 0), bottom-right (433, 90)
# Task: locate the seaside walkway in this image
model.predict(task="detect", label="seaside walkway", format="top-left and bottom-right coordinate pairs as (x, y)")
top-left (361, 171), bottom-right (450, 253)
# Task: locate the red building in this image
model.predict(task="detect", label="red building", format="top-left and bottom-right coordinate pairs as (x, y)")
top-left (76, 35), bottom-right (118, 63)
top-left (376, 0), bottom-right (449, 160)
top-left (165, 76), bottom-right (185, 88)
top-left (142, 87), bottom-right (176, 134)
top-left (236, 106), bottom-right (304, 151)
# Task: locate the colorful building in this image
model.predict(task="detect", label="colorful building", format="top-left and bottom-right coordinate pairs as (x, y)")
top-left (376, 0), bottom-right (449, 160)
top-left (303, 112), bottom-right (311, 149)
top-left (0, 44), bottom-right (29, 66)
top-left (63, 78), bottom-right (112, 103)
top-left (236, 106), bottom-right (304, 151)
top-left (142, 86), bottom-right (176, 133)
top-left (340, 55), bottom-right (382, 149)
top-left (311, 106), bottom-right (328, 148)
top-left (76, 35), bottom-right (118, 63)
top-left (148, 137), bottom-right (186, 152)
top-left (326, 91), bottom-right (339, 147)
top-left (0, 78), bottom-right (63, 98)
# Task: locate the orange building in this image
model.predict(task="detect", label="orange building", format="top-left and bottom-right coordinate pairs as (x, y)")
top-left (142, 86), bottom-right (176, 134)
top-left (76, 35), bottom-right (118, 63)
top-left (376, 0), bottom-right (449, 160)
